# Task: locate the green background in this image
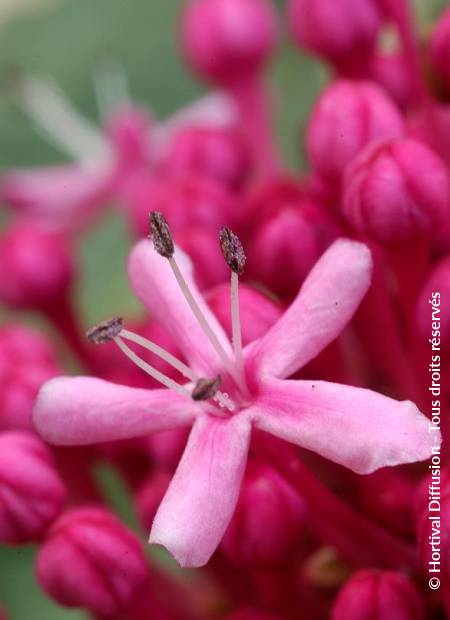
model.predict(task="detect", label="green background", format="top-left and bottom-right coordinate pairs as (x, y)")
top-left (0, 0), bottom-right (446, 618)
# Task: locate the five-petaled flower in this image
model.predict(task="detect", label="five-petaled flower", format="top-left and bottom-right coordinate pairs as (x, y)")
top-left (33, 217), bottom-right (437, 567)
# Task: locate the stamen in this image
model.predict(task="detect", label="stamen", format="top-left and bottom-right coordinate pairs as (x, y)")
top-left (86, 317), bottom-right (124, 344)
top-left (219, 227), bottom-right (246, 275)
top-left (13, 74), bottom-right (110, 165)
top-left (219, 227), bottom-right (247, 388)
top-left (192, 376), bottom-right (222, 401)
top-left (148, 211), bottom-right (250, 396)
top-left (113, 336), bottom-right (190, 398)
top-left (120, 328), bottom-right (235, 411)
top-left (149, 212), bottom-right (174, 258)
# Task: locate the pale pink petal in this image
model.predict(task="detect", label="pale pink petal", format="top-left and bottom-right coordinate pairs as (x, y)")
top-left (128, 240), bottom-right (232, 374)
top-left (1, 165), bottom-right (113, 231)
top-left (251, 379), bottom-right (436, 474)
top-left (33, 377), bottom-right (198, 445)
top-left (245, 239), bottom-right (372, 380)
top-left (150, 412), bottom-right (251, 567)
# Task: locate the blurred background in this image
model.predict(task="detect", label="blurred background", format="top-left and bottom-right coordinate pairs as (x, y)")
top-left (0, 0), bottom-right (447, 618)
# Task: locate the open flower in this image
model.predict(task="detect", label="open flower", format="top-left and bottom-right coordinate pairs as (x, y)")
top-left (33, 214), bottom-right (436, 567)
top-left (1, 74), bottom-right (237, 232)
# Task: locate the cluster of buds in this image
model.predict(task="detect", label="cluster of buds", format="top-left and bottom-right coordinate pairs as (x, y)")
top-left (1, 0), bottom-right (450, 619)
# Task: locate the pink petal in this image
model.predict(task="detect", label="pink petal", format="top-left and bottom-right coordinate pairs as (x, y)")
top-left (150, 412), bottom-right (251, 567)
top-left (251, 379), bottom-right (436, 474)
top-left (33, 377), bottom-right (197, 445)
top-left (245, 239), bottom-right (372, 380)
top-left (128, 240), bottom-right (232, 375)
top-left (1, 165), bottom-right (113, 230)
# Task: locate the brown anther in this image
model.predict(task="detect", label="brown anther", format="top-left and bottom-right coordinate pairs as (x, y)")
top-left (86, 317), bottom-right (124, 344)
top-left (219, 226), bottom-right (246, 275)
top-left (149, 211), bottom-right (174, 258)
top-left (191, 375), bottom-right (222, 401)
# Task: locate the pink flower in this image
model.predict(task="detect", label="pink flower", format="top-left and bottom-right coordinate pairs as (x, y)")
top-left (1, 74), bottom-right (237, 232)
top-left (34, 221), bottom-right (436, 567)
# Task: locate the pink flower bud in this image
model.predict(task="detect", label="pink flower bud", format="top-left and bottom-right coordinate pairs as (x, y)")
top-left (306, 81), bottom-right (405, 184)
top-left (342, 138), bottom-right (450, 243)
top-left (369, 53), bottom-right (415, 110)
top-left (136, 470), bottom-right (171, 531)
top-left (244, 179), bottom-right (339, 298)
top-left (181, 0), bottom-right (278, 85)
top-left (355, 469), bottom-right (416, 537)
top-left (0, 223), bottom-right (74, 310)
top-left (288, 0), bottom-right (381, 74)
top-left (36, 508), bottom-right (149, 618)
top-left (0, 323), bottom-right (60, 431)
top-left (221, 461), bottom-right (307, 566)
top-left (225, 609), bottom-right (283, 620)
top-left (331, 569), bottom-right (426, 620)
top-left (416, 256), bottom-right (450, 349)
top-left (163, 126), bottom-right (251, 189)
top-left (206, 283), bottom-right (282, 344)
top-left (0, 432), bottom-right (66, 544)
top-left (430, 7), bottom-right (450, 90)
top-left (129, 174), bottom-right (237, 239)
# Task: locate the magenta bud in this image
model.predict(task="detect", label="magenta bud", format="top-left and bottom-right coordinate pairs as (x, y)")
top-left (225, 608), bottom-right (283, 620)
top-left (181, 0), bottom-right (278, 85)
top-left (221, 461), bottom-right (307, 566)
top-left (369, 53), bottom-right (415, 110)
top-left (164, 126), bottom-right (251, 189)
top-left (136, 470), bottom-right (171, 532)
top-left (416, 256), bottom-right (450, 349)
top-left (0, 223), bottom-right (74, 310)
top-left (206, 283), bottom-right (282, 344)
top-left (0, 432), bottom-right (66, 544)
top-left (430, 7), bottom-right (450, 90)
top-left (145, 428), bottom-right (190, 471)
top-left (0, 323), bottom-right (60, 431)
top-left (306, 80), bottom-right (405, 184)
top-left (355, 469), bottom-right (416, 537)
top-left (129, 174), bottom-right (236, 238)
top-left (331, 569), bottom-right (426, 620)
top-left (244, 179), bottom-right (339, 298)
top-left (288, 0), bottom-right (381, 73)
top-left (342, 138), bottom-right (450, 243)
top-left (36, 508), bottom-right (149, 618)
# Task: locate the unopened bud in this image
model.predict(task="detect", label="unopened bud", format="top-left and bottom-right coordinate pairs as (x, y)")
top-left (331, 569), bottom-right (426, 620)
top-left (0, 432), bottom-right (66, 544)
top-left (181, 0), bottom-right (278, 85)
top-left (342, 138), bottom-right (450, 243)
top-left (306, 81), bottom-right (405, 184)
top-left (36, 508), bottom-right (149, 617)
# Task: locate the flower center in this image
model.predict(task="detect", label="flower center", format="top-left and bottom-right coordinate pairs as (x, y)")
top-left (86, 214), bottom-right (251, 417)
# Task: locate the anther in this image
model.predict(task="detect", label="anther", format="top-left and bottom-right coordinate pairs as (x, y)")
top-left (192, 375), bottom-right (222, 401)
top-left (219, 226), bottom-right (246, 275)
top-left (149, 211), bottom-right (174, 258)
top-left (86, 317), bottom-right (123, 344)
